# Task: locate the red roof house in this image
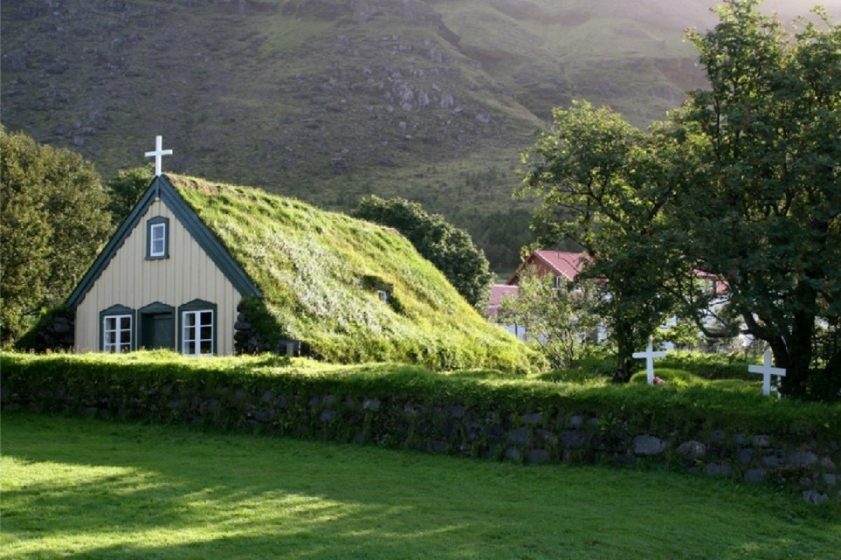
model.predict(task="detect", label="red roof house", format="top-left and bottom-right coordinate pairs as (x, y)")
top-left (485, 250), bottom-right (588, 319)
top-left (507, 250), bottom-right (589, 285)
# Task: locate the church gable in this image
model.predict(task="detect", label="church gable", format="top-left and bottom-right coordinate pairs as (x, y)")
top-left (68, 175), bottom-right (259, 309)
top-left (70, 175), bottom-right (259, 355)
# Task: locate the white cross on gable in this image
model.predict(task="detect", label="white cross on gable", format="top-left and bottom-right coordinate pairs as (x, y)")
top-left (633, 339), bottom-right (668, 385)
top-left (145, 135), bottom-right (173, 177)
top-left (748, 350), bottom-right (786, 396)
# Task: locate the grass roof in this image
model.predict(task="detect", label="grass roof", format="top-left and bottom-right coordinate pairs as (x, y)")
top-left (167, 174), bottom-right (540, 373)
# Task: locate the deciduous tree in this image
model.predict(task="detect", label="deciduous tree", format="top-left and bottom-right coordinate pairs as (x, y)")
top-left (105, 166), bottom-right (153, 224)
top-left (498, 267), bottom-right (600, 368)
top-left (672, 0), bottom-right (841, 398)
top-left (0, 131), bottom-right (110, 342)
top-left (519, 101), bottom-right (685, 381)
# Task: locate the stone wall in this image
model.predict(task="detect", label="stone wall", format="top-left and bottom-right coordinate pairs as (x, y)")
top-left (2, 364), bottom-right (838, 505)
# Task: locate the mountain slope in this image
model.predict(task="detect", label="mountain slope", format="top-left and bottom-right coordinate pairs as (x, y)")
top-left (3, 0), bottom-right (837, 268)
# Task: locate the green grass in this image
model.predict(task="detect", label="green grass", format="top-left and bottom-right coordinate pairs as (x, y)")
top-left (2, 413), bottom-right (839, 560)
top-left (541, 350), bottom-right (759, 383)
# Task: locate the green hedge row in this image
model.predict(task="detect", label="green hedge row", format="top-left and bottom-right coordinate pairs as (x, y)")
top-left (2, 352), bottom-right (840, 442)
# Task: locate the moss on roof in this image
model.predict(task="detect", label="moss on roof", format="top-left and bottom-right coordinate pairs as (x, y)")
top-left (167, 174), bottom-right (540, 372)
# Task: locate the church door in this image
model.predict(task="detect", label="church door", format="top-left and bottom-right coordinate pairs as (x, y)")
top-left (140, 312), bottom-right (174, 350)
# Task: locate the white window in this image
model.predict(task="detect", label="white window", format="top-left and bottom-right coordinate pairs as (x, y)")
top-left (103, 315), bottom-right (132, 353)
top-left (553, 276), bottom-right (564, 289)
top-left (150, 223), bottom-right (166, 257)
top-left (182, 310), bottom-right (214, 356)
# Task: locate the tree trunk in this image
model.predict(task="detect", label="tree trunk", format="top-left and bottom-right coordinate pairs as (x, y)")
top-left (779, 282), bottom-right (817, 398)
top-left (613, 321), bottom-right (635, 383)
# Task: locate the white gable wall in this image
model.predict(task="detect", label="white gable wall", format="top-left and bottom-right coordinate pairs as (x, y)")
top-left (75, 198), bottom-right (241, 354)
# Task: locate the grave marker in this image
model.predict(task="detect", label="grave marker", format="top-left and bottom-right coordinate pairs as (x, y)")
top-left (633, 339), bottom-right (668, 385)
top-left (748, 350), bottom-right (786, 396)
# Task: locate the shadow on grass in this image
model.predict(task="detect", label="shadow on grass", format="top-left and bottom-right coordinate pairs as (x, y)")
top-left (2, 413), bottom-right (839, 560)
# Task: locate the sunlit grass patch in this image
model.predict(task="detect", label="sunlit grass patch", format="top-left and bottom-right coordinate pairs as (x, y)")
top-left (2, 413), bottom-right (839, 560)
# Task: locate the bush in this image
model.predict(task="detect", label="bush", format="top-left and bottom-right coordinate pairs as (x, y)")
top-left (658, 350), bottom-right (754, 380)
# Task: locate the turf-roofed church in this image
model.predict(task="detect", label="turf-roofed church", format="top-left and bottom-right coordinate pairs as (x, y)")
top-left (66, 137), bottom-right (536, 370)
top-left (68, 136), bottom-right (256, 355)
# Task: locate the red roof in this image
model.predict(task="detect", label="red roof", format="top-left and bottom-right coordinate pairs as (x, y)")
top-left (536, 250), bottom-right (588, 281)
top-left (508, 250), bottom-right (588, 285)
top-left (486, 284), bottom-right (519, 318)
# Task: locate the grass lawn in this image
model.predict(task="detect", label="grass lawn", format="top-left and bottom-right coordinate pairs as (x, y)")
top-left (2, 414), bottom-right (839, 559)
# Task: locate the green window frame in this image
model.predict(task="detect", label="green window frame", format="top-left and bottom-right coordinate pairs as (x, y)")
top-left (146, 216), bottom-right (169, 260)
top-left (178, 299), bottom-right (217, 356)
top-left (99, 304), bottom-right (135, 353)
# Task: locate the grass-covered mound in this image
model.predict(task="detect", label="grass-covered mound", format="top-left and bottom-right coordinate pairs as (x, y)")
top-left (167, 174), bottom-right (539, 372)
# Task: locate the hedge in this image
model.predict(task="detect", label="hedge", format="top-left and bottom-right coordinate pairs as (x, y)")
top-left (2, 352), bottom-right (839, 442)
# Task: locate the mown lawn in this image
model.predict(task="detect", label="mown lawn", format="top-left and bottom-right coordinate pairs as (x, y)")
top-left (1, 414), bottom-right (839, 559)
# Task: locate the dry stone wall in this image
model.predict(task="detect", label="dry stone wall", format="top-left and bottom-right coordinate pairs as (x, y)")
top-left (2, 362), bottom-right (838, 505)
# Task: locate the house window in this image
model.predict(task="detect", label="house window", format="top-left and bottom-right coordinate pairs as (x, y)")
top-left (178, 299), bottom-right (217, 356)
top-left (553, 276), bottom-right (564, 290)
top-left (103, 314), bottom-right (132, 353)
top-left (182, 310), bottom-right (214, 355)
top-left (150, 224), bottom-right (166, 256)
top-left (146, 216), bottom-right (169, 259)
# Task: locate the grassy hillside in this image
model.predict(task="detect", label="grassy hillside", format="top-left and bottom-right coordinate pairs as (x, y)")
top-left (3, 0), bottom-right (837, 268)
top-left (168, 174), bottom-right (539, 372)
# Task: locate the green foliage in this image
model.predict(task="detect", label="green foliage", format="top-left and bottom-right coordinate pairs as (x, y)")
top-left (3, 351), bottom-right (840, 441)
top-left (14, 304), bottom-right (75, 352)
top-left (669, 0), bottom-right (841, 399)
top-left (658, 350), bottom-right (755, 381)
top-left (168, 175), bottom-right (537, 372)
top-left (233, 296), bottom-right (290, 354)
top-left (354, 195), bottom-right (493, 309)
top-left (652, 318), bottom-right (704, 350)
top-left (541, 349), bottom-right (753, 384)
top-left (105, 166), bottom-right (154, 225)
top-left (518, 101), bottom-right (686, 381)
top-left (0, 132), bottom-right (51, 341)
top-left (499, 267), bottom-right (600, 368)
top-left (519, 2), bottom-right (841, 399)
top-left (0, 130), bottom-right (110, 342)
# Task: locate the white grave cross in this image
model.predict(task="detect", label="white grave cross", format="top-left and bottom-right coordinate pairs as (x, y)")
top-left (748, 350), bottom-right (786, 396)
top-left (633, 339), bottom-right (668, 385)
top-left (145, 135), bottom-right (173, 177)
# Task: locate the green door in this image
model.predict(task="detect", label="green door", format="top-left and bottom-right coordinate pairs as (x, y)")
top-left (141, 313), bottom-right (174, 350)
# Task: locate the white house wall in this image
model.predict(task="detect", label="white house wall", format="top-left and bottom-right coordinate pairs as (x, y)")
top-left (75, 198), bottom-right (241, 354)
